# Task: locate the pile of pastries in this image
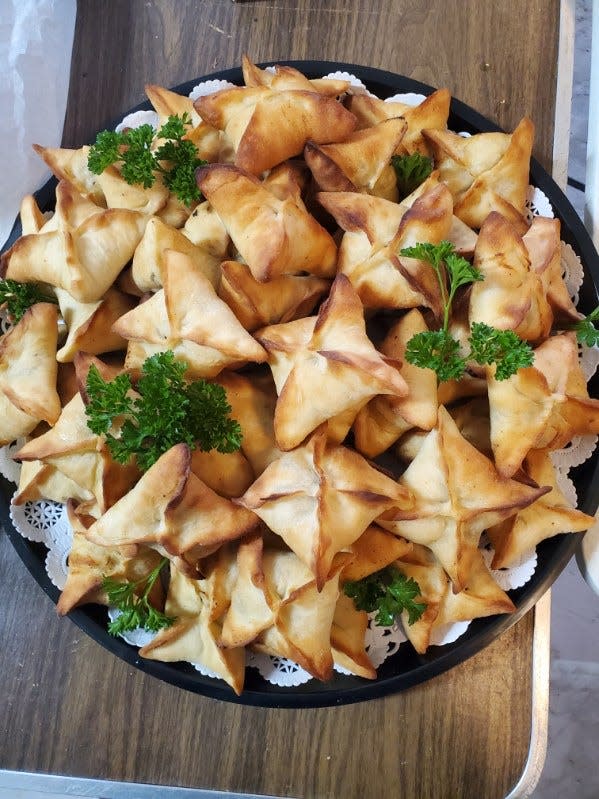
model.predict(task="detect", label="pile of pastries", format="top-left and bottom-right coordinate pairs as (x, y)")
top-left (1, 57), bottom-right (597, 695)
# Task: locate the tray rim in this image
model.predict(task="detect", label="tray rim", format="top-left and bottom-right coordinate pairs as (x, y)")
top-left (2, 60), bottom-right (598, 709)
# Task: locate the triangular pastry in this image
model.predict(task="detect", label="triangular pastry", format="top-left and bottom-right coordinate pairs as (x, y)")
top-left (353, 309), bottom-right (438, 457)
top-left (347, 89), bottom-right (451, 155)
top-left (487, 449), bottom-right (595, 567)
top-left (196, 163), bottom-right (337, 282)
top-left (140, 563), bottom-right (245, 694)
top-left (423, 118), bottom-right (534, 230)
top-left (487, 332), bottom-right (599, 477)
top-left (377, 407), bottom-right (549, 591)
top-left (219, 260), bottom-right (330, 332)
top-left (256, 275), bottom-right (409, 449)
top-left (235, 426), bottom-right (413, 589)
top-left (0, 303), bottom-right (61, 444)
top-left (469, 212), bottom-right (552, 342)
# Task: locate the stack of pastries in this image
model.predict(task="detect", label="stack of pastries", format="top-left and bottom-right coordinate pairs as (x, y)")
top-left (1, 56), bottom-right (597, 695)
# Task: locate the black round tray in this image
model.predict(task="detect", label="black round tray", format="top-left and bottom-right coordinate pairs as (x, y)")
top-left (3, 62), bottom-right (599, 709)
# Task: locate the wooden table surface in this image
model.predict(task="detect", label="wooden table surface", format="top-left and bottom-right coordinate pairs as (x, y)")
top-left (1, 1), bottom-right (563, 797)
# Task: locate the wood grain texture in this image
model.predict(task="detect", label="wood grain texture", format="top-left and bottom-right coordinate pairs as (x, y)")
top-left (62, 0), bottom-right (560, 170)
top-left (2, 2), bottom-right (560, 796)
top-left (0, 532), bottom-right (532, 799)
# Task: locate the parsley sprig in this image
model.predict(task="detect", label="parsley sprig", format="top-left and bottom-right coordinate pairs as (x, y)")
top-left (468, 322), bottom-right (534, 379)
top-left (87, 113), bottom-right (206, 206)
top-left (571, 305), bottom-right (599, 347)
top-left (85, 350), bottom-right (242, 472)
top-left (0, 279), bottom-right (57, 322)
top-left (391, 153), bottom-right (433, 199)
top-left (102, 557), bottom-right (175, 636)
top-left (343, 566), bottom-right (426, 627)
top-left (400, 241), bottom-right (534, 381)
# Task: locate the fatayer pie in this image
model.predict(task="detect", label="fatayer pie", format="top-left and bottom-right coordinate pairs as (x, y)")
top-left (487, 332), bottom-right (599, 477)
top-left (320, 183), bottom-right (453, 315)
top-left (0, 303), bottom-right (61, 444)
top-left (487, 449), bottom-right (594, 568)
top-left (140, 562), bottom-right (246, 695)
top-left (235, 425), bottom-right (413, 589)
top-left (347, 88), bottom-right (451, 156)
top-left (255, 274), bottom-right (409, 450)
top-left (394, 544), bottom-right (515, 654)
top-left (1, 207), bottom-right (148, 302)
top-left (353, 309), bottom-right (438, 458)
top-left (114, 287), bottom-right (256, 379)
top-left (218, 260), bottom-right (330, 332)
top-left (84, 443), bottom-right (259, 573)
top-left (196, 163), bottom-right (337, 282)
top-left (423, 117), bottom-right (534, 230)
top-left (377, 407), bottom-right (549, 591)
top-left (194, 82), bottom-right (357, 176)
top-left (304, 117), bottom-right (408, 194)
top-left (469, 212), bottom-right (552, 342)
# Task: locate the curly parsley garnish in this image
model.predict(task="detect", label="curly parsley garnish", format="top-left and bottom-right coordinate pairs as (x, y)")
top-left (87, 113), bottom-right (206, 206)
top-left (103, 557), bottom-right (174, 636)
top-left (400, 241), bottom-right (533, 381)
top-left (344, 566), bottom-right (426, 627)
top-left (85, 350), bottom-right (242, 472)
top-left (405, 328), bottom-right (467, 383)
top-left (0, 279), bottom-right (57, 323)
top-left (571, 305), bottom-right (599, 348)
top-left (391, 153), bottom-right (433, 199)
top-left (468, 322), bottom-right (534, 379)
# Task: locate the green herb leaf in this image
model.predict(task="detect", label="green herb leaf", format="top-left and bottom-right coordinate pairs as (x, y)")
top-left (87, 129), bottom-right (123, 174)
top-left (405, 328), bottom-right (467, 382)
top-left (0, 279), bottom-right (57, 322)
top-left (400, 241), bottom-right (482, 331)
top-left (102, 556), bottom-right (175, 636)
top-left (572, 305), bottom-right (599, 347)
top-left (87, 114), bottom-right (205, 205)
top-left (400, 240), bottom-right (456, 272)
top-left (85, 365), bottom-right (133, 436)
top-left (343, 566), bottom-right (426, 627)
top-left (119, 124), bottom-right (156, 188)
top-left (468, 322), bottom-right (534, 380)
top-left (85, 350), bottom-right (242, 471)
top-left (157, 112), bottom-right (191, 140)
top-left (391, 153), bottom-right (433, 199)
top-left (184, 379), bottom-right (243, 454)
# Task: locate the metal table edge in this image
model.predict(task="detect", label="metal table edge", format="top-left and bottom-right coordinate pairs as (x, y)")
top-left (0, 771), bottom-right (292, 799)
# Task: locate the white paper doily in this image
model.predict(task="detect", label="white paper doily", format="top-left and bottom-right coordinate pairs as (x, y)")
top-left (188, 79), bottom-right (236, 102)
top-left (115, 110), bottom-right (159, 133)
top-left (321, 70), bottom-right (373, 96)
top-left (526, 185), bottom-right (554, 221)
top-left (0, 437), bottom-right (24, 484)
top-left (385, 92), bottom-right (426, 106)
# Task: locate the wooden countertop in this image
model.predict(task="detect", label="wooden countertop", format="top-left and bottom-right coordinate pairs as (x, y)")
top-left (1, 2), bottom-right (563, 797)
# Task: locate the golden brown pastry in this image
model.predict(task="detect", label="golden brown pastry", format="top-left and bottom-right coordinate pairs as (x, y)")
top-left (256, 275), bottom-right (409, 450)
top-left (235, 426), bottom-right (413, 589)
top-left (347, 89), bottom-right (451, 155)
top-left (196, 163), bottom-right (337, 282)
top-left (487, 449), bottom-right (595, 567)
top-left (487, 332), bottom-right (599, 477)
top-left (353, 309), bottom-right (438, 457)
top-left (195, 83), bottom-right (357, 175)
top-left (470, 212), bottom-right (552, 342)
top-left (0, 303), bottom-right (61, 444)
top-left (377, 407), bottom-right (549, 591)
top-left (423, 118), bottom-right (534, 230)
